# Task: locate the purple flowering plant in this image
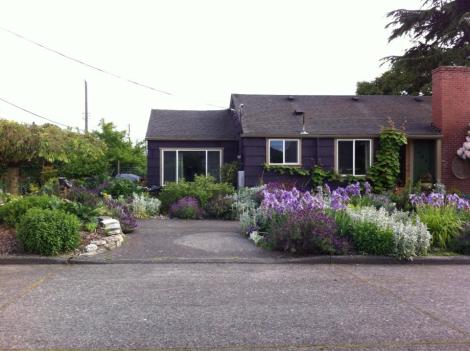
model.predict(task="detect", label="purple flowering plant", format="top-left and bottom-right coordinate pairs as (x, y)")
top-left (104, 198), bottom-right (138, 233)
top-left (265, 208), bottom-right (350, 254)
top-left (260, 181), bottom-right (371, 214)
top-left (410, 193), bottom-right (470, 211)
top-left (169, 196), bottom-right (204, 219)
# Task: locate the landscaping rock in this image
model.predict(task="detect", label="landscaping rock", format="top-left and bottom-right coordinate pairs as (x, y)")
top-left (103, 234), bottom-right (124, 249)
top-left (79, 233), bottom-right (125, 256)
top-left (90, 239), bottom-right (106, 246)
top-left (84, 244), bottom-right (98, 253)
top-left (98, 216), bottom-right (122, 236)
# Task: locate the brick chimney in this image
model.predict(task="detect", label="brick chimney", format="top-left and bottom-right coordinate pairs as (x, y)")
top-left (432, 66), bottom-right (470, 193)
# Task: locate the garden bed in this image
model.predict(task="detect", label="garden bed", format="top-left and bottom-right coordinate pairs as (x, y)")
top-left (0, 224), bottom-right (19, 255)
top-left (0, 224), bottom-right (126, 257)
top-left (234, 182), bottom-right (470, 261)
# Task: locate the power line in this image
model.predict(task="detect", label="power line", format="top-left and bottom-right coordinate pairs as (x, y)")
top-left (0, 26), bottom-right (226, 109)
top-left (0, 96), bottom-right (80, 130)
top-left (0, 26), bottom-right (173, 96)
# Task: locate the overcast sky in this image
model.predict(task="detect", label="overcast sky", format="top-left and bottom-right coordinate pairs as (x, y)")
top-left (0, 0), bottom-right (424, 141)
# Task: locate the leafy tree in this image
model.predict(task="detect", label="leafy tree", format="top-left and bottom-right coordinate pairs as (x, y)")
top-left (0, 120), bottom-right (109, 192)
top-left (93, 120), bottom-right (146, 176)
top-left (357, 0), bottom-right (470, 95)
top-left (0, 120), bottom-right (40, 194)
top-left (56, 132), bottom-right (108, 179)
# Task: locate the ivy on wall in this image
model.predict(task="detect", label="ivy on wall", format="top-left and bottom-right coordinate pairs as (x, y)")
top-left (367, 122), bottom-right (407, 193)
top-left (263, 164), bottom-right (358, 187)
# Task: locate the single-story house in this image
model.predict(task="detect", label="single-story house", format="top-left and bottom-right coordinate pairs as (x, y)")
top-left (146, 66), bottom-right (470, 194)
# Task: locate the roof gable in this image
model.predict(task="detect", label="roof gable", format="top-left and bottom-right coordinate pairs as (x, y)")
top-left (146, 109), bottom-right (239, 140)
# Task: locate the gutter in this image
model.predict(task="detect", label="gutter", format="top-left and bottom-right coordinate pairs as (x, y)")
top-left (240, 134), bottom-right (443, 139)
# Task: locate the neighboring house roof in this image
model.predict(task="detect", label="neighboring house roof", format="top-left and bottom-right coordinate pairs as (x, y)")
top-left (230, 94), bottom-right (440, 137)
top-left (146, 109), bottom-right (239, 140)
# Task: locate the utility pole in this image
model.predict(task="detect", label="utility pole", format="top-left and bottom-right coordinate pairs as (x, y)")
top-left (128, 124), bottom-right (131, 142)
top-left (84, 80), bottom-right (89, 134)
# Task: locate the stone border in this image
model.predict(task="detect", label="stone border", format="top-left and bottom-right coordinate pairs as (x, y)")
top-left (81, 233), bottom-right (125, 256)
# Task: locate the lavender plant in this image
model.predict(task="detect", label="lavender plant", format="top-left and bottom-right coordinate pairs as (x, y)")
top-left (265, 208), bottom-right (350, 254)
top-left (169, 196), bottom-right (203, 219)
top-left (104, 198), bottom-right (138, 233)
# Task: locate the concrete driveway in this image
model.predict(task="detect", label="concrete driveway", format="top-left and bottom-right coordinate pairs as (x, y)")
top-left (77, 219), bottom-right (287, 262)
top-left (1, 263), bottom-right (470, 350)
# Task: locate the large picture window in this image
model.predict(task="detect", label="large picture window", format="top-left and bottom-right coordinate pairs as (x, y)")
top-left (336, 139), bottom-right (372, 176)
top-left (161, 149), bottom-right (222, 185)
top-left (268, 139), bottom-right (300, 165)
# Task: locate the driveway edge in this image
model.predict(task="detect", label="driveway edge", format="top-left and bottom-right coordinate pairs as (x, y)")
top-left (1, 254), bottom-right (470, 265)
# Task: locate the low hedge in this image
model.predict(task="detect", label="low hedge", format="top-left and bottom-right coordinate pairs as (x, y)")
top-left (16, 208), bottom-right (81, 256)
top-left (159, 176), bottom-right (234, 213)
top-left (0, 195), bottom-right (63, 227)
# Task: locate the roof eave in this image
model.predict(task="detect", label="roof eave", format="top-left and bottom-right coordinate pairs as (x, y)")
top-left (240, 133), bottom-right (442, 139)
top-left (146, 136), bottom-right (237, 141)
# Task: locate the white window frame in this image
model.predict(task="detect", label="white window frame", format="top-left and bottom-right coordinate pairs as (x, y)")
top-left (160, 148), bottom-right (223, 186)
top-left (335, 139), bottom-right (373, 176)
top-left (267, 139), bottom-right (301, 165)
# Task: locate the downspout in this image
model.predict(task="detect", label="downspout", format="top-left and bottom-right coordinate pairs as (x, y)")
top-left (236, 104), bottom-right (244, 165)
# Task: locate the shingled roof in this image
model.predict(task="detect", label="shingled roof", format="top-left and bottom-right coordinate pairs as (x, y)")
top-left (146, 109), bottom-right (239, 140)
top-left (230, 94), bottom-right (440, 137)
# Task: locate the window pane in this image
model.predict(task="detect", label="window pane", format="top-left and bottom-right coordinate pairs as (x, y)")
top-left (207, 151), bottom-right (221, 180)
top-left (338, 141), bottom-right (353, 174)
top-left (163, 151), bottom-right (176, 183)
top-left (269, 140), bottom-right (283, 163)
top-left (285, 141), bottom-right (298, 163)
top-left (355, 140), bottom-right (370, 175)
top-left (178, 151), bottom-right (205, 182)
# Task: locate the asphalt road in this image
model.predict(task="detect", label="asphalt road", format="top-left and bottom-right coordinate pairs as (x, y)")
top-left (1, 263), bottom-right (470, 351)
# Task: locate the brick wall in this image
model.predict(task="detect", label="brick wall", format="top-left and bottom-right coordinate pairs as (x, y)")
top-left (432, 66), bottom-right (470, 194)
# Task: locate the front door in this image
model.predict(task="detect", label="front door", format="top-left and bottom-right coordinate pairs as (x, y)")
top-left (413, 140), bottom-right (435, 183)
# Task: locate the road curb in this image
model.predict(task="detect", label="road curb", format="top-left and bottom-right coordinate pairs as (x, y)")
top-left (1, 254), bottom-right (470, 265)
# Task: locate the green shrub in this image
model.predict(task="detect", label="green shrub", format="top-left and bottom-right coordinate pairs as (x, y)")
top-left (104, 179), bottom-right (142, 198)
top-left (40, 178), bottom-right (61, 196)
top-left (59, 201), bottom-right (101, 224)
top-left (83, 221), bottom-right (98, 233)
top-left (449, 223), bottom-right (470, 255)
top-left (350, 220), bottom-right (395, 255)
top-left (221, 161), bottom-right (240, 186)
top-left (417, 205), bottom-right (462, 248)
top-left (159, 176), bottom-right (234, 213)
top-left (16, 208), bottom-right (81, 255)
top-left (204, 194), bottom-right (235, 219)
top-left (0, 195), bottom-right (63, 227)
top-left (330, 210), bottom-right (353, 238)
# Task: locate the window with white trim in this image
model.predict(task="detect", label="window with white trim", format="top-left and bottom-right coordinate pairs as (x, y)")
top-left (336, 139), bottom-right (372, 176)
top-left (161, 149), bottom-right (222, 185)
top-left (268, 139), bottom-right (300, 165)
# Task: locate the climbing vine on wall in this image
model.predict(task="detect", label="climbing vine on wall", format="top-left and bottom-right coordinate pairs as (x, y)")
top-left (263, 164), bottom-right (348, 187)
top-left (367, 121), bottom-right (407, 193)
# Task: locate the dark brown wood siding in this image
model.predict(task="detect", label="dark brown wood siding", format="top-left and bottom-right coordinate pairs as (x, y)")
top-left (242, 137), bottom-right (335, 187)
